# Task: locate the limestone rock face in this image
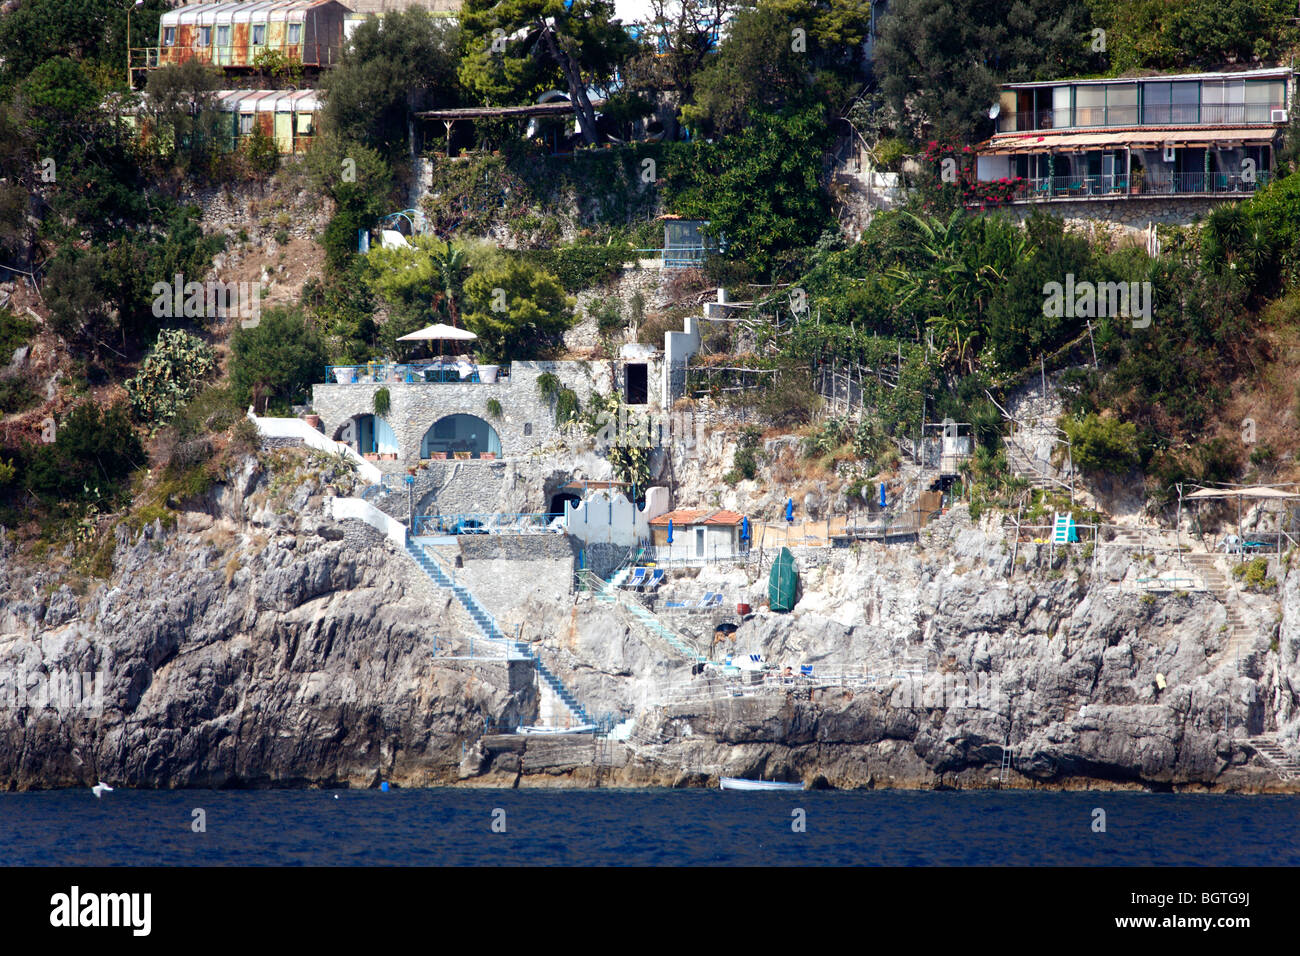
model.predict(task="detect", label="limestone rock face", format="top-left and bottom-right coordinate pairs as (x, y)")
top-left (2, 451), bottom-right (1297, 791)
top-left (0, 455), bottom-right (533, 791)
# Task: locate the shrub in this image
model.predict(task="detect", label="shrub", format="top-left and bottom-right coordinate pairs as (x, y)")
top-left (1232, 556), bottom-right (1277, 591)
top-left (535, 372), bottom-right (559, 400)
top-left (372, 386), bottom-right (391, 417)
top-left (512, 245), bottom-right (635, 293)
top-left (125, 329), bottom-right (217, 429)
top-left (723, 426), bottom-right (763, 484)
top-left (555, 387), bottom-right (579, 425)
top-left (25, 402), bottom-right (144, 510)
top-left (229, 307), bottom-right (327, 411)
top-left (1062, 413), bottom-right (1139, 475)
top-left (486, 397), bottom-right (502, 419)
top-left (0, 372), bottom-right (40, 414)
top-left (0, 308), bottom-right (35, 360)
top-left (462, 260), bottom-right (574, 362)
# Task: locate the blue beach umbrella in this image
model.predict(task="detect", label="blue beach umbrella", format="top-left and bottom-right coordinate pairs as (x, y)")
top-left (785, 498), bottom-right (794, 523)
top-left (879, 482), bottom-right (887, 509)
top-left (741, 515), bottom-right (750, 540)
top-left (667, 519), bottom-right (674, 544)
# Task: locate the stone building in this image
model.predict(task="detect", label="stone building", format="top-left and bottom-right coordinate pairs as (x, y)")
top-left (310, 354), bottom-right (666, 467)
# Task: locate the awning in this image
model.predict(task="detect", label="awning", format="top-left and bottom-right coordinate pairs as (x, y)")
top-left (980, 126), bottom-right (1280, 154)
top-left (1185, 486), bottom-right (1300, 500)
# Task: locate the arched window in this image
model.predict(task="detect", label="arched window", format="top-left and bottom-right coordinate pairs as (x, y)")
top-left (421, 414), bottom-right (501, 459)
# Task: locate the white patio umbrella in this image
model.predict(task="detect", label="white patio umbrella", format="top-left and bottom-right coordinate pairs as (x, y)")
top-left (395, 323), bottom-right (477, 343)
top-left (396, 322), bottom-right (478, 366)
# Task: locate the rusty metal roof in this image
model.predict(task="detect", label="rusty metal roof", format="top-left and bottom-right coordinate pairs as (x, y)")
top-left (162, 1), bottom-right (346, 27)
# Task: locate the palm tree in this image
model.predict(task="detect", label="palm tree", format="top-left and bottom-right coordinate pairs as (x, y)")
top-left (430, 240), bottom-right (467, 327)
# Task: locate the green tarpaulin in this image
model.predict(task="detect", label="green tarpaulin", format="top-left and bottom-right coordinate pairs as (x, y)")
top-left (768, 547), bottom-right (798, 612)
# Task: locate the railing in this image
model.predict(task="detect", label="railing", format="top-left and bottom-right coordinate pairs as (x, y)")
top-left (414, 512), bottom-right (562, 536)
top-left (655, 666), bottom-right (915, 706)
top-left (324, 362), bottom-right (498, 385)
top-left (1009, 171), bottom-right (1270, 201)
top-left (632, 245), bottom-right (714, 269)
top-left (133, 41), bottom-right (337, 68)
top-left (997, 102), bottom-right (1285, 133)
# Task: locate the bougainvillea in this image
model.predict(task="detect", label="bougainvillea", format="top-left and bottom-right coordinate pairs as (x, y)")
top-left (923, 141), bottom-right (1024, 207)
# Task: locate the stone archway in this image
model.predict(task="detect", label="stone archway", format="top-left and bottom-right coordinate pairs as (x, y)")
top-left (421, 413), bottom-right (502, 459)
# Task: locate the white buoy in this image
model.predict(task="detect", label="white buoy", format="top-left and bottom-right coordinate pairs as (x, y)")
top-left (91, 782), bottom-right (113, 799)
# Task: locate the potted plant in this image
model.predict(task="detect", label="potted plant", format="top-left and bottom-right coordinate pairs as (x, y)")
top-left (480, 452), bottom-right (496, 460)
top-left (1130, 166), bottom-right (1145, 195)
top-left (364, 451), bottom-right (379, 462)
top-left (454, 450), bottom-right (472, 460)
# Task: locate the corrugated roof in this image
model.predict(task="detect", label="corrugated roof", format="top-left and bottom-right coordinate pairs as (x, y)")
top-left (162, 1), bottom-right (340, 27)
top-left (214, 89), bottom-right (321, 112)
top-left (649, 509), bottom-right (744, 526)
top-left (980, 126), bottom-right (1280, 154)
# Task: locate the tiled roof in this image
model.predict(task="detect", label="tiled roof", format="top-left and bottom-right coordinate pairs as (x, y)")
top-left (649, 509), bottom-right (744, 526)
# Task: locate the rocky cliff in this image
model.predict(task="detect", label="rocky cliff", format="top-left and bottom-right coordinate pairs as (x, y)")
top-left (2, 448), bottom-right (1297, 791)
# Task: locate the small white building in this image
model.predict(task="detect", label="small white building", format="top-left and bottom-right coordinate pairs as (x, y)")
top-left (649, 508), bottom-right (747, 563)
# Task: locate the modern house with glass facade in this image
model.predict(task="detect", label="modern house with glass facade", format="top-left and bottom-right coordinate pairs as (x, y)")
top-left (975, 67), bottom-right (1291, 202)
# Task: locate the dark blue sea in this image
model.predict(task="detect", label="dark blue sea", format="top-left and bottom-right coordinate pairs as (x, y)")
top-left (2, 789), bottom-right (1298, 866)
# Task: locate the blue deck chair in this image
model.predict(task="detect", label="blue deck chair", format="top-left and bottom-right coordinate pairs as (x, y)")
top-left (644, 569), bottom-right (665, 591)
top-left (697, 591), bottom-right (716, 608)
top-left (625, 568), bottom-right (647, 589)
top-left (800, 665), bottom-right (813, 677)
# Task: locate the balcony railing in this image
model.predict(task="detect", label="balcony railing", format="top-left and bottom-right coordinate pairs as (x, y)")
top-left (1009, 170), bottom-right (1270, 201)
top-left (413, 513), bottom-right (563, 536)
top-left (323, 362), bottom-right (502, 385)
top-left (998, 102), bottom-right (1285, 133)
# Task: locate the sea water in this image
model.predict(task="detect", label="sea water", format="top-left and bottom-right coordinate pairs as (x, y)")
top-left (2, 789), bottom-right (1297, 866)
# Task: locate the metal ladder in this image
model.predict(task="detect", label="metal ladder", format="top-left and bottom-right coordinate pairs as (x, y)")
top-left (999, 746), bottom-right (1014, 789)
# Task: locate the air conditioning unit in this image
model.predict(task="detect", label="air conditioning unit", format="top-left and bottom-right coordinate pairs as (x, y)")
top-left (1272, 109), bottom-right (1289, 123)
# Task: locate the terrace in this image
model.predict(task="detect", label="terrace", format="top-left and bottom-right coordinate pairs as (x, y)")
top-left (976, 67), bottom-right (1290, 205)
top-left (324, 361), bottom-right (503, 385)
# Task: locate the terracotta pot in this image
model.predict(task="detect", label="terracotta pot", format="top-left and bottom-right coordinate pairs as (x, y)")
top-left (381, 453), bottom-right (398, 461)
top-left (364, 453), bottom-right (379, 462)
top-left (480, 452), bottom-right (496, 460)
top-left (454, 451), bottom-right (471, 460)
top-left (302, 413), bottom-right (322, 430)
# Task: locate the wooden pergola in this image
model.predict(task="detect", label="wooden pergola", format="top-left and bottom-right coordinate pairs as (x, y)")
top-left (414, 99), bottom-right (606, 155)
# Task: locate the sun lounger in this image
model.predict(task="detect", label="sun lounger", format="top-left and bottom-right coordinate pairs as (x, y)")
top-left (624, 568), bottom-right (647, 589)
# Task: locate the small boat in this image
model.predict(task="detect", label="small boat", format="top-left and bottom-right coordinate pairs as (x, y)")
top-left (719, 776), bottom-right (806, 791)
top-left (517, 724), bottom-right (597, 735)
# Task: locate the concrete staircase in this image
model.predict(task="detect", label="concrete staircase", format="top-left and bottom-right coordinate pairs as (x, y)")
top-left (404, 539), bottom-right (591, 727)
top-left (1246, 735), bottom-right (1300, 782)
top-left (582, 570), bottom-right (708, 664)
top-left (1181, 551), bottom-right (1260, 672)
